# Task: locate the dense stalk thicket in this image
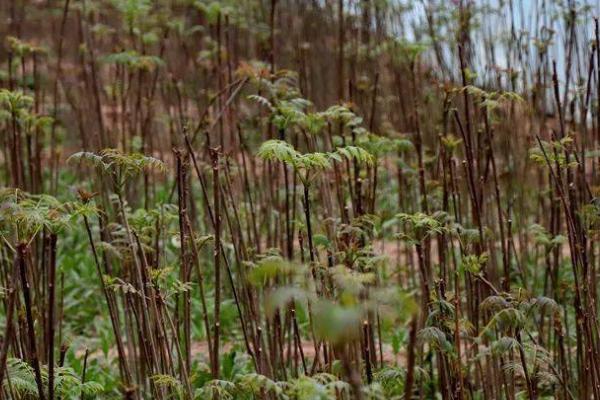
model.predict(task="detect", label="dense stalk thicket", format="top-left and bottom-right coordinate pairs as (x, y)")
top-left (2, 0), bottom-right (600, 399)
